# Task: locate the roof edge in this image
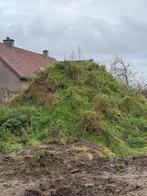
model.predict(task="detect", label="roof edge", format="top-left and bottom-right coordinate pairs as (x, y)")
top-left (0, 42), bottom-right (57, 62)
top-left (0, 56), bottom-right (27, 80)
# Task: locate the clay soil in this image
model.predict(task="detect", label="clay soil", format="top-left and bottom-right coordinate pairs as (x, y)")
top-left (0, 141), bottom-right (147, 196)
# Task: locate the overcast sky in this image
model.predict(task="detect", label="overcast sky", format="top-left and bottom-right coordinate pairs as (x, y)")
top-left (0, 0), bottom-right (147, 79)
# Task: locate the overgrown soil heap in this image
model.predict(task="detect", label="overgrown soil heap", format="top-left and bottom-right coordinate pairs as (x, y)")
top-left (1, 61), bottom-right (147, 156)
top-left (1, 61), bottom-right (147, 195)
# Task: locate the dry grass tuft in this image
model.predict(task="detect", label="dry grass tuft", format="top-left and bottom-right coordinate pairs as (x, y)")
top-left (81, 111), bottom-right (102, 133)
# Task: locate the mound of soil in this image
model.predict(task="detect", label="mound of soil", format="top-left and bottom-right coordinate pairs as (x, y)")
top-left (0, 141), bottom-right (147, 196)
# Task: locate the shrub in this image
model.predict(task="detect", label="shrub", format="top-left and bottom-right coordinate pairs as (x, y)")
top-left (81, 111), bottom-right (102, 133)
top-left (64, 61), bottom-right (83, 80)
top-left (0, 128), bottom-right (11, 140)
top-left (94, 95), bottom-right (111, 113)
top-left (93, 95), bottom-right (118, 116)
top-left (1, 112), bottom-right (30, 136)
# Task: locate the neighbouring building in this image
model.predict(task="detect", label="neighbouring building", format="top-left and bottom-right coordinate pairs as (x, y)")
top-left (0, 37), bottom-right (56, 102)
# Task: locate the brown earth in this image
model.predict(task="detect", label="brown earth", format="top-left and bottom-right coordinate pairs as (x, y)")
top-left (0, 141), bottom-right (147, 196)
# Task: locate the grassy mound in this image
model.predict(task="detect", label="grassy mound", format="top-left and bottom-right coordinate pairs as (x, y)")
top-left (1, 61), bottom-right (147, 157)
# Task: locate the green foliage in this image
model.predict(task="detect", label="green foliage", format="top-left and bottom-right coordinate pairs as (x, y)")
top-left (127, 137), bottom-right (145, 148)
top-left (81, 111), bottom-right (102, 133)
top-left (1, 61), bottom-right (147, 157)
top-left (1, 113), bottom-right (30, 135)
top-left (0, 107), bottom-right (37, 136)
top-left (0, 141), bottom-right (22, 153)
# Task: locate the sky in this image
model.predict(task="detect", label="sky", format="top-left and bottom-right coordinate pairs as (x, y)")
top-left (0, 0), bottom-right (147, 80)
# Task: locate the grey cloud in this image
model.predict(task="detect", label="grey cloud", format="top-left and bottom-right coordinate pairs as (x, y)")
top-left (0, 0), bottom-right (147, 79)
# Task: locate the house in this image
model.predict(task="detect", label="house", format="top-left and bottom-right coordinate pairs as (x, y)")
top-left (0, 37), bottom-right (56, 101)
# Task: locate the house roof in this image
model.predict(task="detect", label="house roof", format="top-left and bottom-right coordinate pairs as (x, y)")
top-left (0, 42), bottom-right (56, 79)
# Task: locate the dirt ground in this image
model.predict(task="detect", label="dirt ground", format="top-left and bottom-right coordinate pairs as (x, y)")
top-left (0, 141), bottom-right (147, 196)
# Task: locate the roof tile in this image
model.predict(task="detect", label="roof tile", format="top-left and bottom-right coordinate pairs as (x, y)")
top-left (0, 43), bottom-right (56, 78)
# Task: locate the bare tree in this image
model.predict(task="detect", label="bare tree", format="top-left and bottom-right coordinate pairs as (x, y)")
top-left (110, 56), bottom-right (147, 96)
top-left (110, 56), bottom-right (136, 88)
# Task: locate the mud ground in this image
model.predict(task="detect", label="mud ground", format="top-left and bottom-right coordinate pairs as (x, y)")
top-left (0, 141), bottom-right (147, 196)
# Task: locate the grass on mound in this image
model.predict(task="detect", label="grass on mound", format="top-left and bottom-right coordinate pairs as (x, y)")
top-left (1, 61), bottom-right (147, 157)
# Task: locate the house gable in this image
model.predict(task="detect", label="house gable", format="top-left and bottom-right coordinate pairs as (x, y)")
top-left (0, 59), bottom-right (28, 93)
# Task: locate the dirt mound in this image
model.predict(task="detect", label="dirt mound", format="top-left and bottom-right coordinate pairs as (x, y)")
top-left (5, 61), bottom-right (147, 157)
top-left (0, 142), bottom-right (147, 196)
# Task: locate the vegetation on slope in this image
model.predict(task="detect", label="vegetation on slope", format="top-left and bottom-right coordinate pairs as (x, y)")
top-left (1, 61), bottom-right (147, 157)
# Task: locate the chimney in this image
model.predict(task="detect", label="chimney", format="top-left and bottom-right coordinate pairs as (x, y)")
top-left (3, 37), bottom-right (15, 47)
top-left (43, 49), bottom-right (49, 58)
